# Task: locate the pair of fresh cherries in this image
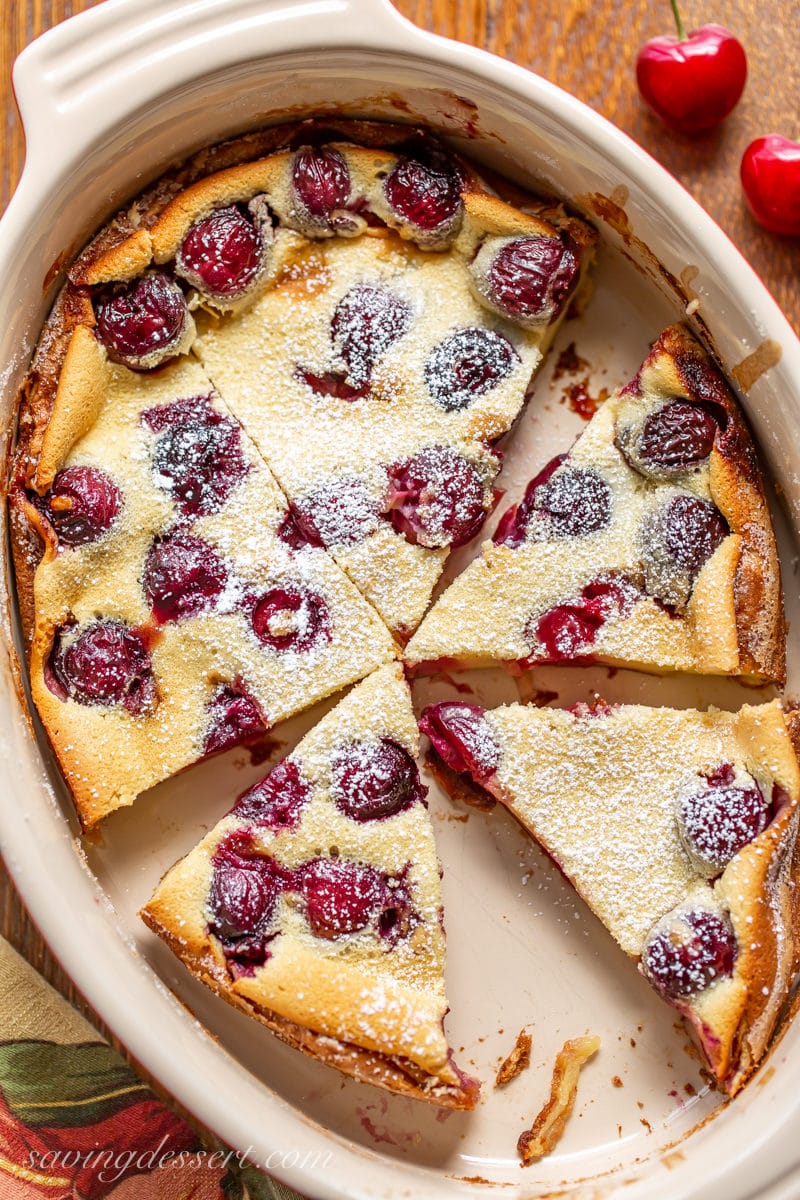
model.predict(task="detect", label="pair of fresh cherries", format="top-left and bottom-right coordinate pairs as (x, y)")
top-left (636, 6), bottom-right (799, 236)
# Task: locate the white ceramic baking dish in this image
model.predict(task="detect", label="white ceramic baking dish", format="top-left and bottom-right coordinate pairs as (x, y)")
top-left (3, 1), bottom-right (800, 1197)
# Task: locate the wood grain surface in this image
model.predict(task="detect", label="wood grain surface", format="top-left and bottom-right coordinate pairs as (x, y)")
top-left (1, 0), bottom-right (798, 1030)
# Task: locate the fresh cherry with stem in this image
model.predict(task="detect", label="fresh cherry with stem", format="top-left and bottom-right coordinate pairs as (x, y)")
top-left (636, 1), bottom-right (747, 134)
top-left (740, 136), bottom-right (800, 236)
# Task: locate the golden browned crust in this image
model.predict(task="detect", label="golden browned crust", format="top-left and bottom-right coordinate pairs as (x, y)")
top-left (656, 324), bottom-right (786, 684)
top-left (495, 1027), bottom-right (532, 1087)
top-left (140, 904), bottom-right (477, 1111)
top-left (517, 1036), bottom-right (600, 1164)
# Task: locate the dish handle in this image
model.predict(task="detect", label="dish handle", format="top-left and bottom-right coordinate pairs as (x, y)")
top-left (11, 0), bottom-right (428, 174)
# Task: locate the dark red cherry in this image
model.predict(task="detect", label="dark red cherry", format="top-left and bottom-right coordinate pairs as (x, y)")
top-left (385, 446), bottom-right (487, 548)
top-left (384, 155), bottom-right (462, 231)
top-left (202, 682), bottom-right (267, 756)
top-left (300, 858), bottom-right (382, 939)
top-left (48, 620), bottom-right (155, 713)
top-left (642, 908), bottom-right (737, 999)
top-left (485, 237), bottom-right (580, 324)
top-left (677, 775), bottom-right (768, 875)
top-left (661, 494), bottom-right (728, 575)
top-left (331, 738), bottom-right (425, 822)
top-left (251, 587), bottom-right (330, 654)
top-left (425, 328), bottom-right (518, 412)
top-left (493, 455), bottom-right (565, 548)
top-left (529, 576), bottom-right (639, 663)
top-left (143, 533), bottom-right (228, 623)
top-left (95, 273), bottom-right (189, 369)
top-left (638, 401), bottom-right (718, 469)
top-left (331, 285), bottom-right (412, 389)
top-left (177, 205), bottom-right (262, 297)
top-left (292, 146), bottom-right (351, 217)
top-left (291, 477), bottom-right (378, 548)
top-left (233, 758), bottom-right (311, 829)
top-left (533, 467), bottom-right (612, 538)
top-left (419, 702), bottom-right (500, 783)
top-left (46, 466), bottom-right (121, 547)
top-left (149, 407), bottom-right (247, 517)
top-left (209, 833), bottom-right (282, 956)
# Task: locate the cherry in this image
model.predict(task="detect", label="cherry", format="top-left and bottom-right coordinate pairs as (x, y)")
top-left (331, 738), bottom-right (425, 822)
top-left (94, 273), bottom-right (190, 369)
top-left (384, 153), bottom-right (462, 234)
top-left (385, 446), bottom-right (487, 548)
top-left (660, 494), bottom-right (728, 575)
top-left (300, 858), bottom-right (382, 939)
top-left (209, 833), bottom-right (282, 965)
top-left (202, 682), bottom-right (266, 756)
top-left (677, 773), bottom-right (768, 875)
top-left (425, 328), bottom-right (518, 412)
top-left (741, 136), bottom-right (800, 236)
top-left (528, 576), bottom-right (640, 663)
top-left (143, 533), bottom-right (228, 623)
top-left (290, 477), bottom-right (378, 549)
top-left (233, 758), bottom-right (311, 829)
top-left (47, 620), bottom-right (155, 713)
top-left (642, 907), bottom-right (737, 998)
top-left (419, 702), bottom-right (500, 783)
top-left (146, 400), bottom-right (248, 517)
top-left (640, 401), bottom-right (717, 468)
top-left (45, 466), bottom-right (121, 547)
top-left (532, 466), bottom-right (612, 538)
top-left (292, 146), bottom-right (351, 219)
top-left (478, 236), bottom-right (580, 326)
top-left (251, 586), bottom-right (330, 654)
top-left (176, 203), bottom-right (265, 299)
top-left (331, 285), bottom-right (412, 389)
top-left (636, 5), bottom-right (747, 134)
top-left (493, 455), bottom-right (565, 548)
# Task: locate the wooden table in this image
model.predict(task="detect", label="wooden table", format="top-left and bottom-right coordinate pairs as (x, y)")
top-left (1, 0), bottom-right (798, 1030)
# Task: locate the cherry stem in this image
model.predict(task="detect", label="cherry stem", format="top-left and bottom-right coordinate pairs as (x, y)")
top-left (670, 0), bottom-right (687, 40)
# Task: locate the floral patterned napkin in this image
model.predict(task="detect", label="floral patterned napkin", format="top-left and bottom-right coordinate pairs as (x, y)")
top-left (0, 936), bottom-right (305, 1200)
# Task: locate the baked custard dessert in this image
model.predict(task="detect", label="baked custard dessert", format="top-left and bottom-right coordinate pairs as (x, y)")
top-left (421, 697), bottom-right (800, 1095)
top-left (11, 347), bottom-right (395, 827)
top-left (142, 663), bottom-right (479, 1108)
top-left (406, 325), bottom-right (785, 682)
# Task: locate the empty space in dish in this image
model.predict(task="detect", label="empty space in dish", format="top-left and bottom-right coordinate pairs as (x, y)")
top-left (74, 234), bottom-right (799, 1192)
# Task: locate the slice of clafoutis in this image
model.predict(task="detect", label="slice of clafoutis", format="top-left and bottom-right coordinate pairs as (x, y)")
top-left (10, 334), bottom-right (395, 828)
top-left (405, 324), bottom-right (785, 682)
top-left (133, 141), bottom-right (596, 638)
top-left (142, 664), bottom-right (479, 1109)
top-left (420, 698), bottom-right (800, 1096)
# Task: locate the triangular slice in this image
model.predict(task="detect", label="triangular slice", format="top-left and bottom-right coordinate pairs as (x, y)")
top-left (406, 325), bottom-right (785, 682)
top-left (142, 663), bottom-right (479, 1108)
top-left (11, 331), bottom-right (395, 827)
top-left (420, 697), bottom-right (800, 1094)
top-left (135, 139), bottom-right (596, 636)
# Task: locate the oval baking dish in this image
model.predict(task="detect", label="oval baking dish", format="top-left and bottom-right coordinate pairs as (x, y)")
top-left (2, 1), bottom-right (800, 1198)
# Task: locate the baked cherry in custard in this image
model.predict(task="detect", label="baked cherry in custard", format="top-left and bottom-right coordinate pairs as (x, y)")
top-left (292, 146), bottom-right (351, 220)
top-left (425, 328), bottom-right (518, 412)
top-left (143, 532), bottom-right (229, 624)
top-left (331, 738), bottom-right (425, 822)
top-left (95, 273), bottom-right (191, 370)
top-left (470, 235), bottom-right (580, 327)
top-left (48, 620), bottom-right (155, 714)
top-left (642, 907), bottom-right (737, 999)
top-left (46, 466), bottom-right (121, 547)
top-left (176, 200), bottom-right (271, 301)
top-left (300, 858), bottom-right (382, 939)
top-left (385, 446), bottom-right (486, 548)
top-left (251, 586), bottom-right (330, 653)
top-left (234, 759), bottom-right (311, 829)
top-left (677, 769), bottom-right (769, 875)
top-left (203, 683), bottom-right (267, 756)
